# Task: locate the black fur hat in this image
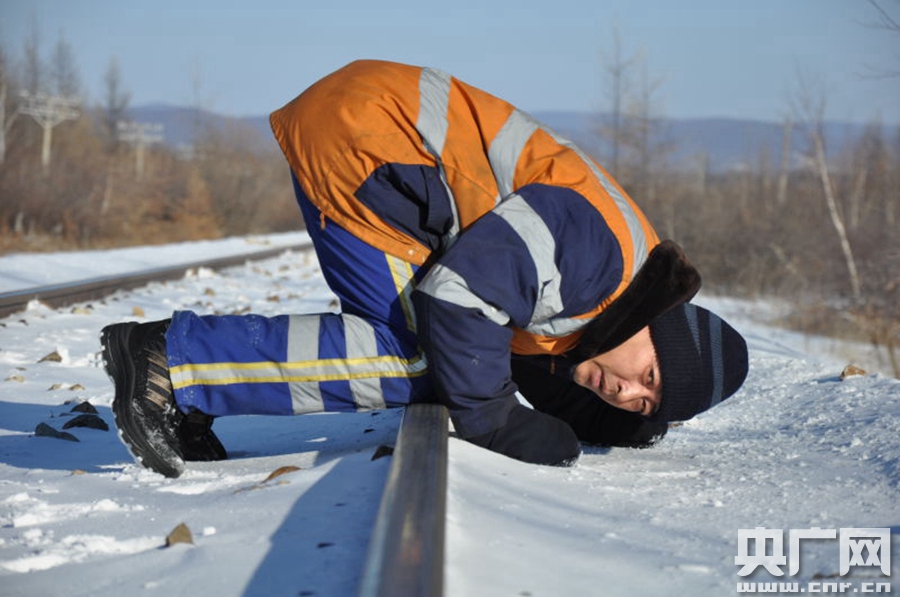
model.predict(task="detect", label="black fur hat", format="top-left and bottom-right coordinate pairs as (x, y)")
top-left (575, 240), bottom-right (702, 359)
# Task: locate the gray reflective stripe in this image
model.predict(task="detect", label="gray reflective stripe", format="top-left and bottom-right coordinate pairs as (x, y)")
top-left (417, 263), bottom-right (511, 327)
top-left (523, 315), bottom-right (590, 337)
top-left (418, 68), bottom-right (450, 155)
top-left (487, 108), bottom-right (650, 274)
top-left (493, 194), bottom-right (563, 325)
top-left (417, 67), bottom-right (460, 241)
top-left (684, 304), bottom-right (701, 353)
top-left (540, 126), bottom-right (649, 278)
top-left (409, 190), bottom-right (592, 338)
top-left (488, 109), bottom-right (539, 200)
top-left (288, 315), bottom-right (325, 414)
top-left (708, 314), bottom-right (725, 407)
top-left (169, 366), bottom-right (193, 390)
top-left (344, 314), bottom-right (387, 410)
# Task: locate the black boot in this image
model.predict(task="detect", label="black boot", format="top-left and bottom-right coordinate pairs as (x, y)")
top-left (179, 412), bottom-right (228, 462)
top-left (101, 320), bottom-right (226, 477)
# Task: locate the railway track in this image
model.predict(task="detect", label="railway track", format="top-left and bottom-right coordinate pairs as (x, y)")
top-left (360, 403), bottom-right (448, 597)
top-left (0, 243), bottom-right (448, 597)
top-left (0, 243), bottom-right (313, 319)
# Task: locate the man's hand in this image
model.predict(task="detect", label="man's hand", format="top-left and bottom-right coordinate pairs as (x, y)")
top-left (466, 404), bottom-right (581, 466)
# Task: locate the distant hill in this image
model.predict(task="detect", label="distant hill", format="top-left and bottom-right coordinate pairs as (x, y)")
top-left (536, 111), bottom-right (889, 173)
top-left (124, 104), bottom-right (272, 154)
top-left (128, 104), bottom-right (889, 173)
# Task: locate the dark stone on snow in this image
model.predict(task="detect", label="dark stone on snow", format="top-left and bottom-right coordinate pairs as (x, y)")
top-left (70, 401), bottom-right (99, 414)
top-left (371, 445), bottom-right (394, 461)
top-left (35, 422), bottom-right (79, 442)
top-left (62, 414), bottom-right (109, 431)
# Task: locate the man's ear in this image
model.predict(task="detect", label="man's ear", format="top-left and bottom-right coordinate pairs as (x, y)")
top-left (574, 240), bottom-right (701, 359)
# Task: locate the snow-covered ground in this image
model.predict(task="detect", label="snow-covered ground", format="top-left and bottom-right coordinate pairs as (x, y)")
top-left (0, 232), bottom-right (309, 293)
top-left (0, 235), bottom-right (897, 596)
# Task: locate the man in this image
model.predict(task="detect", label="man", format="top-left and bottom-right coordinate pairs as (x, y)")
top-left (101, 60), bottom-right (749, 478)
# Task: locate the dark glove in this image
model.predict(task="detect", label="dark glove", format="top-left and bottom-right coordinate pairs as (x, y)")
top-left (466, 404), bottom-right (581, 466)
top-left (604, 417), bottom-right (668, 448)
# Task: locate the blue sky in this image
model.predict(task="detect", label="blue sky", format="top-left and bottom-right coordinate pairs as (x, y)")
top-left (2, 0), bottom-right (899, 124)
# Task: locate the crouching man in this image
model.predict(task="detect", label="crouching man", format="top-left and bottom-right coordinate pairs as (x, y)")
top-left (100, 60), bottom-right (749, 478)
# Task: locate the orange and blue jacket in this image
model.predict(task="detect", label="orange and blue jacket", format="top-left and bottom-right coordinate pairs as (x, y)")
top-left (271, 60), bottom-right (659, 436)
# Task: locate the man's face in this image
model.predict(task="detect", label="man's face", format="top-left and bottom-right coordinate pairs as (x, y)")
top-left (572, 326), bottom-right (662, 417)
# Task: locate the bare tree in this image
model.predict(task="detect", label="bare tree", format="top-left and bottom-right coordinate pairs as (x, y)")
top-left (846, 120), bottom-right (887, 231)
top-left (0, 44), bottom-right (19, 165)
top-left (101, 56), bottom-right (130, 152)
top-left (793, 72), bottom-right (862, 301)
top-left (865, 0), bottom-right (900, 78)
top-left (49, 30), bottom-right (80, 98)
top-left (187, 55), bottom-right (217, 149)
top-left (775, 117), bottom-right (793, 207)
top-left (22, 14), bottom-right (44, 95)
top-left (869, 0), bottom-right (900, 31)
top-left (626, 50), bottom-right (672, 204)
top-left (597, 26), bottom-right (637, 180)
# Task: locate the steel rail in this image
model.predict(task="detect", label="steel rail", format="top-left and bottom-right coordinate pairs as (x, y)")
top-left (359, 403), bottom-right (449, 597)
top-left (0, 243), bottom-right (311, 319)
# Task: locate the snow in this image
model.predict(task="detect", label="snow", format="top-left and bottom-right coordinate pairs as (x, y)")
top-left (0, 232), bottom-right (309, 293)
top-left (0, 235), bottom-right (897, 596)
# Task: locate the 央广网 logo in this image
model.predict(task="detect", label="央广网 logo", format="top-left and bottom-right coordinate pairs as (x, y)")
top-left (735, 527), bottom-right (892, 594)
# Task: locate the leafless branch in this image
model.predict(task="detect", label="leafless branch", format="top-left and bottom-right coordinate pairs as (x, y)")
top-left (867, 0), bottom-right (900, 31)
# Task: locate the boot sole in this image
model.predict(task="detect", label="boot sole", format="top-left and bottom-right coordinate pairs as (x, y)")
top-left (101, 322), bottom-right (186, 479)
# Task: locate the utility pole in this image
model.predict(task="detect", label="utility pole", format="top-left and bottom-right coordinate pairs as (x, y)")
top-left (19, 91), bottom-right (79, 174)
top-left (118, 121), bottom-right (163, 180)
